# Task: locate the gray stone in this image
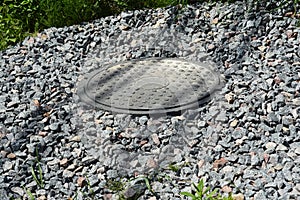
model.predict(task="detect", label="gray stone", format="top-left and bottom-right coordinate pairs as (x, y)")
top-left (276, 144), bottom-right (288, 151)
top-left (106, 170), bottom-right (118, 179)
top-left (121, 12), bottom-right (134, 19)
top-left (254, 190), bottom-right (267, 200)
top-left (0, 189), bottom-right (8, 200)
top-left (49, 123), bottom-right (60, 131)
top-left (294, 183), bottom-right (300, 192)
top-left (265, 142), bottom-right (277, 151)
top-left (282, 169), bottom-right (293, 181)
top-left (197, 120), bottom-right (206, 128)
top-left (47, 158), bottom-right (60, 166)
top-left (7, 101), bottom-right (19, 108)
top-left (216, 111), bottom-right (228, 122)
top-left (18, 111), bottom-right (29, 119)
top-left (123, 182), bottom-right (146, 199)
top-left (0, 3), bottom-right (299, 200)
top-left (139, 116), bottom-right (148, 125)
top-left (267, 112), bottom-right (280, 122)
top-left (251, 155), bottom-right (261, 166)
top-left (82, 156), bottom-right (96, 164)
top-left (11, 187), bottom-right (24, 196)
top-left (214, 144), bottom-right (224, 152)
top-left (295, 147), bottom-right (300, 155)
top-left (232, 128), bottom-right (246, 139)
top-left (282, 116), bottom-right (293, 125)
top-left (190, 126), bottom-right (200, 135)
top-left (36, 189), bottom-right (47, 196)
top-left (246, 20), bottom-right (255, 28)
top-left (62, 169), bottom-right (74, 178)
top-left (265, 182), bottom-right (277, 188)
top-left (3, 161), bottom-right (13, 171)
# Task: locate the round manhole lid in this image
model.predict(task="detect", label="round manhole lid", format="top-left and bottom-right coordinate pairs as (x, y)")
top-left (77, 58), bottom-right (221, 114)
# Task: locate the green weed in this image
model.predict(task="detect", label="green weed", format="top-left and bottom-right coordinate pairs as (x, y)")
top-left (85, 175), bottom-right (95, 199)
top-left (30, 163), bottom-right (44, 189)
top-left (140, 176), bottom-right (155, 195)
top-left (106, 176), bottom-right (155, 200)
top-left (180, 179), bottom-right (233, 200)
top-left (71, 175), bottom-right (97, 200)
top-left (168, 162), bottom-right (188, 171)
top-left (23, 187), bottom-right (35, 200)
top-left (168, 163), bottom-right (181, 172)
top-left (10, 149), bottom-right (44, 200)
top-left (1, 0), bottom-right (299, 51)
top-left (107, 179), bottom-right (126, 192)
top-left (0, 0), bottom-right (41, 50)
top-left (31, 149), bottom-right (44, 189)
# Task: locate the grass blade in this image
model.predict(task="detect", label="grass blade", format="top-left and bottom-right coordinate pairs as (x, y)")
top-left (23, 187), bottom-right (35, 200)
top-left (37, 162), bottom-right (44, 188)
top-left (143, 177), bottom-right (154, 194)
top-left (180, 191), bottom-right (196, 198)
top-left (31, 166), bottom-right (41, 187)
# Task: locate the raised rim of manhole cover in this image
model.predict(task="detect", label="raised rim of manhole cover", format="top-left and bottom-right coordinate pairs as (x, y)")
top-left (77, 58), bottom-right (222, 114)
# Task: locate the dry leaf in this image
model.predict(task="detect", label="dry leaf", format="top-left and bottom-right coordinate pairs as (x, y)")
top-left (232, 193), bottom-right (245, 200)
top-left (38, 131), bottom-right (48, 136)
top-left (285, 12), bottom-right (294, 17)
top-left (70, 135), bottom-right (81, 142)
top-left (197, 159), bottom-right (205, 168)
top-left (140, 140), bottom-right (148, 145)
top-left (274, 76), bottom-right (281, 84)
top-left (225, 93), bottom-right (235, 104)
top-left (37, 196), bottom-right (47, 200)
top-left (230, 119), bottom-right (238, 127)
top-left (7, 153), bottom-right (16, 159)
top-left (43, 109), bottom-right (53, 117)
top-left (213, 158), bottom-right (228, 169)
top-left (60, 158), bottom-right (68, 166)
top-left (263, 154), bottom-right (269, 164)
top-left (151, 134), bottom-right (160, 145)
top-left (119, 25), bottom-right (130, 31)
top-left (77, 177), bottom-right (85, 187)
top-left (147, 158), bottom-right (158, 168)
top-left (212, 18), bottom-right (218, 24)
top-left (222, 185), bottom-right (232, 193)
top-left (33, 99), bottom-right (40, 107)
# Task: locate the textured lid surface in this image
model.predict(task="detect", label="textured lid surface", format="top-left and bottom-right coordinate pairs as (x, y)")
top-left (77, 58), bottom-right (221, 114)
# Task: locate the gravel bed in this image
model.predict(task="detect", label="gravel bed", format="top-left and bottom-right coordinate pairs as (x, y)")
top-left (0, 1), bottom-right (300, 199)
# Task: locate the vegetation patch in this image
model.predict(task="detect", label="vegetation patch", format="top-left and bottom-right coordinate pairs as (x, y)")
top-left (1, 0), bottom-right (298, 51)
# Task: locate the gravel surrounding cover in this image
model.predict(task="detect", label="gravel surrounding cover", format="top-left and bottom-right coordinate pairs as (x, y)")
top-left (0, 1), bottom-right (300, 200)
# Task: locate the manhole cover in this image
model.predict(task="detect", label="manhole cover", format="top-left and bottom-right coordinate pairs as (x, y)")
top-left (77, 58), bottom-right (221, 114)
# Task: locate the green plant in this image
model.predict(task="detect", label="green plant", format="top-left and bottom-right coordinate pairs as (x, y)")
top-left (12, 149), bottom-right (44, 200)
top-left (180, 179), bottom-right (233, 200)
top-left (31, 149), bottom-right (44, 189)
top-left (23, 187), bottom-right (35, 200)
top-left (168, 164), bottom-right (181, 172)
top-left (9, 197), bottom-right (22, 200)
top-left (111, 0), bottom-right (188, 11)
top-left (1, 0), bottom-right (298, 51)
top-left (106, 176), bottom-right (155, 200)
top-left (172, 0), bottom-right (188, 5)
top-left (85, 175), bottom-right (95, 199)
top-left (140, 176), bottom-right (154, 195)
top-left (107, 179), bottom-right (126, 192)
top-left (0, 0), bottom-right (43, 50)
top-left (38, 0), bottom-right (114, 28)
top-left (71, 175), bottom-right (97, 200)
top-left (0, 0), bottom-right (116, 50)
top-left (168, 161), bottom-right (190, 172)
top-left (31, 163), bottom-right (44, 188)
